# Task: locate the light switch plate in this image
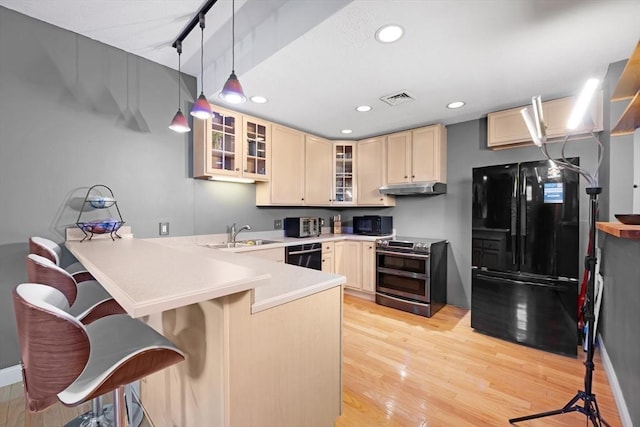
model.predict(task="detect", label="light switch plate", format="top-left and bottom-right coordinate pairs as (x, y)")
top-left (159, 222), bottom-right (170, 236)
top-left (274, 219), bottom-right (282, 230)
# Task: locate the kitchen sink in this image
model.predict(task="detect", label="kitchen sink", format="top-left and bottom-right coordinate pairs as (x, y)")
top-left (203, 239), bottom-right (281, 249)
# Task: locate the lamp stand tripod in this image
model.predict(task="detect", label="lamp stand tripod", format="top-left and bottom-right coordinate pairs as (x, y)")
top-left (510, 186), bottom-right (609, 426)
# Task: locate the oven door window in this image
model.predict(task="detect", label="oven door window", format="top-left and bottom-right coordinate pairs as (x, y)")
top-left (377, 253), bottom-right (428, 274)
top-left (377, 271), bottom-right (429, 302)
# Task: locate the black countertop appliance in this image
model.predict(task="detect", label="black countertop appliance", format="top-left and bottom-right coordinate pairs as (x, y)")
top-left (471, 159), bottom-right (580, 356)
top-left (353, 215), bottom-right (393, 236)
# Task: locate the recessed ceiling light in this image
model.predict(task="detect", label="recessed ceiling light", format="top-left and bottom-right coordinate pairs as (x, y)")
top-left (356, 105), bottom-right (372, 112)
top-left (375, 25), bottom-right (403, 43)
top-left (341, 129), bottom-right (353, 134)
top-left (250, 96), bottom-right (268, 104)
top-left (447, 101), bottom-right (466, 109)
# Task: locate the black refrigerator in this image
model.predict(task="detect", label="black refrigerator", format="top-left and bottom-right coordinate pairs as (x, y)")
top-left (471, 159), bottom-right (580, 356)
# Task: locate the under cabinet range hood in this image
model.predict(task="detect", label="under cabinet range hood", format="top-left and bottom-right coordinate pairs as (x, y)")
top-left (378, 181), bottom-right (447, 196)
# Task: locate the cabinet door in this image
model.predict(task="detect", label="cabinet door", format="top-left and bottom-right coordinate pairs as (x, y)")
top-left (386, 131), bottom-right (411, 184)
top-left (335, 241), bottom-right (362, 290)
top-left (242, 115), bottom-right (270, 181)
top-left (361, 242), bottom-right (376, 293)
top-left (305, 135), bottom-right (334, 205)
top-left (357, 137), bottom-right (395, 206)
top-left (193, 105), bottom-right (242, 178)
top-left (412, 124), bottom-right (446, 182)
top-left (268, 125), bottom-right (305, 204)
top-left (322, 252), bottom-right (334, 273)
top-left (333, 142), bottom-right (356, 205)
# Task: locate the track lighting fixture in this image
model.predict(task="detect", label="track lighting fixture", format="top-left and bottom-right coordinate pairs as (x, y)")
top-left (168, 40), bottom-right (191, 133)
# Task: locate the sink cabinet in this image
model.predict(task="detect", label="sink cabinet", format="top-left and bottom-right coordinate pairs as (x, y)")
top-left (193, 104), bottom-right (270, 181)
top-left (387, 124), bottom-right (447, 184)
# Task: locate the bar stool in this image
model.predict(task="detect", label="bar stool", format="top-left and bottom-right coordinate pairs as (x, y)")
top-left (13, 283), bottom-right (185, 427)
top-left (29, 236), bottom-right (95, 283)
top-left (26, 253), bottom-right (124, 324)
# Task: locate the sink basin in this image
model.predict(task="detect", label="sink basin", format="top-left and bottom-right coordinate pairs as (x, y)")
top-left (203, 239), bottom-right (281, 249)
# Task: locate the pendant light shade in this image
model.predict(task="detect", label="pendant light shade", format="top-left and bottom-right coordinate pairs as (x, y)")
top-left (169, 109), bottom-right (190, 133)
top-left (219, 0), bottom-right (246, 104)
top-left (190, 13), bottom-right (212, 119)
top-left (220, 71), bottom-right (246, 104)
top-left (169, 40), bottom-right (191, 133)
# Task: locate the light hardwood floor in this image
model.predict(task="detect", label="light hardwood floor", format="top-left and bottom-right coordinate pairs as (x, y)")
top-left (336, 295), bottom-right (621, 427)
top-left (1, 294), bottom-right (622, 426)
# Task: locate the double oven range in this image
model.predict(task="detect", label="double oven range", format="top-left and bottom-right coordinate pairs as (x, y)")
top-left (375, 237), bottom-right (448, 317)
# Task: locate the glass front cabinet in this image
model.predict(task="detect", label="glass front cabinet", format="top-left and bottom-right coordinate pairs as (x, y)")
top-left (332, 142), bottom-right (356, 206)
top-left (193, 104), bottom-right (270, 181)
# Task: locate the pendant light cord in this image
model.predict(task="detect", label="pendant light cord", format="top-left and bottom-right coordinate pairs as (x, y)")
top-left (231, 0), bottom-right (235, 73)
top-left (199, 13), bottom-right (205, 92)
top-left (176, 41), bottom-right (182, 107)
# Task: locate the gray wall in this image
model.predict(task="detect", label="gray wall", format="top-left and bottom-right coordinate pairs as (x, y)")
top-left (0, 7), bottom-right (336, 370)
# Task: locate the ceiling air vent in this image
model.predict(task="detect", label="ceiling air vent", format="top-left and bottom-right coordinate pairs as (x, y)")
top-left (380, 91), bottom-right (416, 106)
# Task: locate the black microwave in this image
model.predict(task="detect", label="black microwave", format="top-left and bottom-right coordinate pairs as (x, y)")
top-left (353, 216), bottom-right (393, 236)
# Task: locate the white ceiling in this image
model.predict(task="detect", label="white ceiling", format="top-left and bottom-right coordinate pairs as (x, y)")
top-left (1, 0), bottom-right (639, 139)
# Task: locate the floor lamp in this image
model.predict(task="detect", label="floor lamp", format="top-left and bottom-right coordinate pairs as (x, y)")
top-left (510, 79), bottom-right (609, 427)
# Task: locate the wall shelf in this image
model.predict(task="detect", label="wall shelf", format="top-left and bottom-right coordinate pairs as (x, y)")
top-left (596, 222), bottom-right (640, 239)
top-left (611, 41), bottom-right (640, 136)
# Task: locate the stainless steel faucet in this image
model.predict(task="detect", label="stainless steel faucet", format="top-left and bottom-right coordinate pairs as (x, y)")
top-left (229, 223), bottom-right (251, 243)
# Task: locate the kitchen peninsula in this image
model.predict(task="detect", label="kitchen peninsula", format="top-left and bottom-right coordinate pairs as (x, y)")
top-left (66, 237), bottom-right (345, 427)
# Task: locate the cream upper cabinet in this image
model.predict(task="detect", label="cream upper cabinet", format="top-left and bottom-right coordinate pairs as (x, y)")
top-left (193, 105), bottom-right (270, 181)
top-left (305, 135), bottom-right (334, 205)
top-left (387, 124), bottom-right (447, 184)
top-left (332, 142), bottom-right (356, 206)
top-left (361, 242), bottom-right (376, 293)
top-left (335, 241), bottom-right (362, 290)
top-left (256, 124), bottom-right (305, 205)
top-left (487, 94), bottom-right (603, 149)
top-left (387, 131), bottom-right (412, 184)
top-left (357, 136), bottom-right (395, 206)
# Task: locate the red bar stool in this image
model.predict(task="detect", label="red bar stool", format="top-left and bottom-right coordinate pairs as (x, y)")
top-left (13, 283), bottom-right (185, 427)
top-left (29, 236), bottom-right (95, 283)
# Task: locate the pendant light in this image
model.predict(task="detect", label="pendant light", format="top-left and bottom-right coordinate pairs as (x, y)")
top-left (169, 40), bottom-right (191, 133)
top-left (191, 13), bottom-right (213, 119)
top-left (219, 0), bottom-right (246, 104)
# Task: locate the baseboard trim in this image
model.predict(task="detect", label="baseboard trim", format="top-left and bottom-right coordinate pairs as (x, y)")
top-left (599, 335), bottom-right (632, 427)
top-left (0, 364), bottom-right (22, 388)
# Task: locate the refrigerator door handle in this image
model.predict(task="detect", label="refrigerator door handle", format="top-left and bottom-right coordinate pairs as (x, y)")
top-left (510, 172), bottom-right (518, 265)
top-left (520, 173), bottom-right (527, 261)
top-left (475, 273), bottom-right (563, 289)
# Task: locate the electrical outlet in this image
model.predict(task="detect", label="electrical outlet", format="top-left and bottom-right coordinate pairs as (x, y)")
top-left (274, 219), bottom-right (282, 230)
top-left (159, 222), bottom-right (170, 236)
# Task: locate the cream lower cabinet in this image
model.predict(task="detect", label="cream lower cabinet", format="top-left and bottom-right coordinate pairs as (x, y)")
top-left (387, 124), bottom-right (447, 184)
top-left (335, 240), bottom-right (376, 294)
top-left (361, 241), bottom-right (376, 293)
top-left (322, 241), bottom-right (335, 273)
top-left (141, 287), bottom-right (342, 427)
top-left (357, 136), bottom-right (395, 206)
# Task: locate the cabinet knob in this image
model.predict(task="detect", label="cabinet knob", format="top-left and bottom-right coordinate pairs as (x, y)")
top-left (412, 175), bottom-right (415, 178)
top-left (301, 198), bottom-right (304, 201)
top-left (634, 184), bottom-right (638, 188)
top-left (235, 168), bottom-right (239, 171)
top-left (404, 175), bottom-right (408, 179)
top-left (244, 169), bottom-right (248, 172)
